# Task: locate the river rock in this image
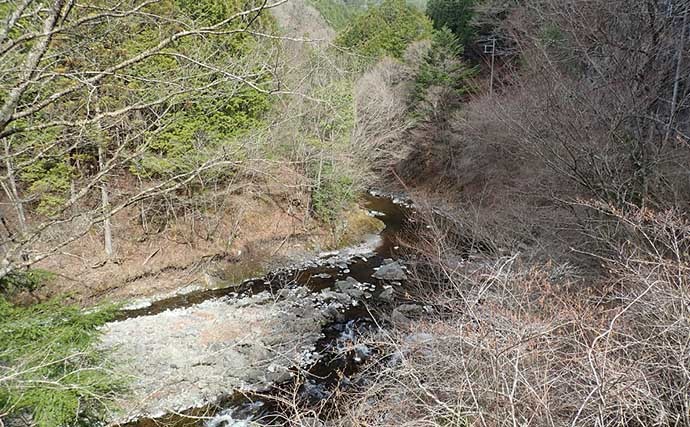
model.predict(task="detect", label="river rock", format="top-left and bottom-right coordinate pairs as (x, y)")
top-left (301, 417), bottom-right (326, 427)
top-left (402, 332), bottom-right (435, 357)
top-left (396, 303), bottom-right (424, 316)
top-left (206, 414), bottom-right (259, 427)
top-left (378, 287), bottom-right (394, 302)
top-left (373, 260), bottom-right (407, 281)
top-left (4, 412), bottom-right (33, 427)
top-left (390, 309), bottom-right (411, 325)
top-left (319, 250), bottom-right (339, 258)
top-left (390, 304), bottom-right (424, 325)
top-left (335, 276), bottom-right (365, 299)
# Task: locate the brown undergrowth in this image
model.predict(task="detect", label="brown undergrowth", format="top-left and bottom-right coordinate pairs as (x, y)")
top-left (266, 0), bottom-right (690, 425)
top-left (9, 163), bottom-right (379, 306)
top-left (269, 202), bottom-right (688, 427)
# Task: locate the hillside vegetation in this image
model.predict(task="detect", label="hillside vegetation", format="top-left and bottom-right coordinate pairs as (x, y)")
top-left (321, 0), bottom-right (690, 426)
top-left (0, 0), bottom-right (379, 423)
top-left (252, 0), bottom-right (690, 425)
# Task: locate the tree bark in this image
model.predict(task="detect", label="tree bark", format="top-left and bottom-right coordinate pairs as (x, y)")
top-left (2, 138), bottom-right (26, 234)
top-left (665, 3), bottom-right (688, 144)
top-left (98, 142), bottom-right (113, 258)
top-left (94, 89), bottom-right (113, 258)
top-left (0, 0), bottom-right (66, 132)
top-left (0, 0), bottom-right (35, 46)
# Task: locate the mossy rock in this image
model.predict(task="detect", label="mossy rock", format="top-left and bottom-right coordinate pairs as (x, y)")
top-left (335, 207), bottom-right (386, 248)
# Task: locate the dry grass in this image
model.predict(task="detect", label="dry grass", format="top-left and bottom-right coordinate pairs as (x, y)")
top-left (304, 202), bottom-right (689, 427)
top-left (19, 163), bottom-right (339, 305)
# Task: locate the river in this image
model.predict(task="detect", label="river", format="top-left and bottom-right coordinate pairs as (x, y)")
top-left (107, 192), bottom-right (414, 427)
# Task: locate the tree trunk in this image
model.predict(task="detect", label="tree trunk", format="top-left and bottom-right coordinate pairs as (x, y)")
top-left (0, 0), bottom-right (67, 133)
top-left (2, 138), bottom-right (26, 234)
top-left (94, 88), bottom-right (113, 258)
top-left (666, 3), bottom-right (688, 143)
top-left (98, 142), bottom-right (113, 258)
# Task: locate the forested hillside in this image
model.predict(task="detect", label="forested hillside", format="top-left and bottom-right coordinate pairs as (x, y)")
top-left (0, 0), bottom-right (390, 305)
top-left (1, 0), bottom-right (689, 425)
top-left (336, 0), bottom-right (690, 426)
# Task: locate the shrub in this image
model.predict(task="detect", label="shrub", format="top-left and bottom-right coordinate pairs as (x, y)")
top-left (0, 299), bottom-right (121, 427)
top-left (309, 160), bottom-right (356, 225)
top-left (336, 0), bottom-right (433, 59)
top-left (337, 202), bottom-right (689, 426)
top-left (0, 269), bottom-right (55, 296)
top-left (21, 158), bottom-right (74, 217)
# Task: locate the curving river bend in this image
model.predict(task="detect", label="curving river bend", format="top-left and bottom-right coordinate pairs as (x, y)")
top-left (105, 193), bottom-right (414, 427)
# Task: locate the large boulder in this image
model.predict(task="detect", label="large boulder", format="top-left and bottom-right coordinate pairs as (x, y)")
top-left (373, 260), bottom-right (407, 281)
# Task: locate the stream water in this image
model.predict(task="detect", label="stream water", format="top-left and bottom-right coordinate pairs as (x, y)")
top-left (118, 193), bottom-right (414, 427)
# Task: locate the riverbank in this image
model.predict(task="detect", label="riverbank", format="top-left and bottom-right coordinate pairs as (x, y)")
top-left (21, 182), bottom-right (383, 308)
top-left (15, 0), bottom-right (362, 309)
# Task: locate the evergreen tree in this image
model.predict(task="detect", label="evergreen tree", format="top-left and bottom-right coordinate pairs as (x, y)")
top-left (426, 0), bottom-right (476, 47)
top-left (414, 27), bottom-right (477, 101)
top-left (337, 0), bottom-right (433, 59)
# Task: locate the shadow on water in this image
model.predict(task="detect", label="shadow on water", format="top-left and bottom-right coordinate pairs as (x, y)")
top-left (119, 193), bottom-right (415, 427)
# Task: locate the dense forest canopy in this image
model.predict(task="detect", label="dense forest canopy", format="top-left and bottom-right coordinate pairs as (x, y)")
top-left (336, 0), bottom-right (432, 58)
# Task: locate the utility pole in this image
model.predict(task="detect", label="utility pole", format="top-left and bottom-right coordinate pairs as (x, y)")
top-left (485, 37), bottom-right (496, 96)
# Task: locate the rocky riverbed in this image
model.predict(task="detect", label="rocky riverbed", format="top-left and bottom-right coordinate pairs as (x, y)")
top-left (102, 194), bottom-right (412, 426)
top-left (103, 288), bottom-right (330, 422)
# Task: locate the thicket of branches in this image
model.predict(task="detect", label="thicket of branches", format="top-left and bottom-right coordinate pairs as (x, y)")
top-left (0, 0), bottom-right (283, 423)
top-left (300, 0), bottom-right (690, 426)
top-left (0, 0), bottom-right (283, 279)
top-left (341, 204), bottom-right (689, 426)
